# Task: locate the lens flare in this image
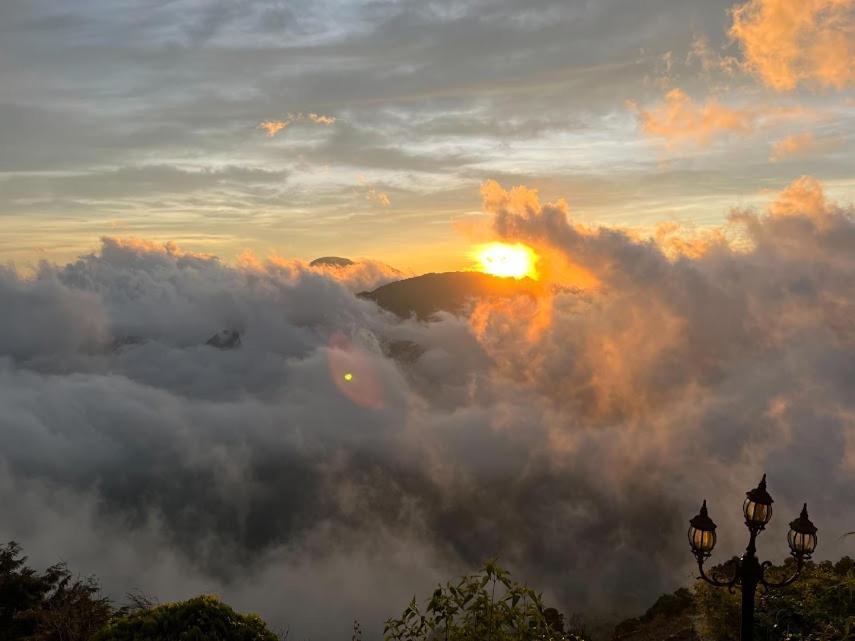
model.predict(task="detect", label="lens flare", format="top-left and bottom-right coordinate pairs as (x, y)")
top-left (474, 242), bottom-right (539, 279)
top-left (327, 332), bottom-right (385, 409)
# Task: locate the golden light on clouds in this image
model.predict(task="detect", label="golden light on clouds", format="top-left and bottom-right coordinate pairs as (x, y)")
top-left (307, 113), bottom-right (336, 125)
top-left (258, 120), bottom-right (288, 137)
top-left (730, 0), bottom-right (855, 91)
top-left (631, 88), bottom-right (755, 147)
top-left (258, 112), bottom-right (337, 137)
top-left (769, 132), bottom-right (842, 161)
top-left (473, 242), bottom-right (539, 280)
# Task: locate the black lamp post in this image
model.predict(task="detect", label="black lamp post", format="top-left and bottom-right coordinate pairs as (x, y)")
top-left (687, 474), bottom-right (818, 641)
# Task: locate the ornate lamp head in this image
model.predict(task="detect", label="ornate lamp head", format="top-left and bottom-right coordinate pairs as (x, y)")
top-left (787, 503), bottom-right (818, 558)
top-left (689, 500), bottom-right (717, 559)
top-left (743, 474), bottom-right (774, 528)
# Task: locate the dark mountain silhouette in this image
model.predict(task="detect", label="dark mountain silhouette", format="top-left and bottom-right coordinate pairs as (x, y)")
top-left (309, 256), bottom-right (354, 268)
top-left (359, 271), bottom-right (541, 319)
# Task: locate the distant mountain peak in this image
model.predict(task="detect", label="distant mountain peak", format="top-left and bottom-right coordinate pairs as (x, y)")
top-left (358, 271), bottom-right (540, 319)
top-left (310, 256), bottom-right (354, 268)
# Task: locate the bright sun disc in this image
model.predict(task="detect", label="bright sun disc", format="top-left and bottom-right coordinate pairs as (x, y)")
top-left (474, 242), bottom-right (538, 280)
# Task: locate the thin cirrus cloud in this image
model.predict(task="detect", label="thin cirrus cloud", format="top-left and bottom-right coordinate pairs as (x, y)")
top-left (729, 0), bottom-right (855, 91)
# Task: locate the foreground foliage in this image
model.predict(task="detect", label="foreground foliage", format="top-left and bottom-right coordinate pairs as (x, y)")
top-left (7, 539), bottom-right (855, 641)
top-left (0, 542), bottom-right (112, 641)
top-left (93, 595), bottom-right (279, 641)
top-left (614, 557), bottom-right (855, 641)
top-left (384, 561), bottom-right (588, 641)
top-left (695, 557), bottom-right (855, 641)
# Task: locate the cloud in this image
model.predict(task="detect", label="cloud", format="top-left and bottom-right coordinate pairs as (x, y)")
top-left (686, 35), bottom-right (741, 74)
top-left (258, 120), bottom-right (289, 137)
top-left (762, 174), bottom-right (842, 222)
top-left (729, 0), bottom-right (855, 91)
top-left (631, 88), bottom-right (757, 146)
top-left (236, 250), bottom-right (403, 293)
top-left (356, 176), bottom-right (392, 207)
top-left (769, 131), bottom-right (842, 161)
top-left (631, 88), bottom-right (818, 148)
top-left (2, 179), bottom-right (855, 640)
top-left (307, 113), bottom-right (337, 126)
top-left (365, 186), bottom-right (392, 207)
top-left (258, 113), bottom-right (337, 137)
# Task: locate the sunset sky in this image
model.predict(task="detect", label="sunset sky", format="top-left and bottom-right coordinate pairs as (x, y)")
top-left (2, 0), bottom-right (852, 273)
top-left (2, 3), bottom-right (855, 639)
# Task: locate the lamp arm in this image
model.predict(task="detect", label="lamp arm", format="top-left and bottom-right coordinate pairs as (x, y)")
top-left (759, 557), bottom-right (804, 590)
top-left (696, 556), bottom-right (740, 592)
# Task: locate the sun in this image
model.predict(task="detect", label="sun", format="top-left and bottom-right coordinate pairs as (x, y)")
top-left (473, 242), bottom-right (539, 280)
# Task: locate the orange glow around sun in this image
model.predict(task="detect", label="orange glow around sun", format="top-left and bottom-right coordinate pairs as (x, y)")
top-left (473, 242), bottom-right (539, 280)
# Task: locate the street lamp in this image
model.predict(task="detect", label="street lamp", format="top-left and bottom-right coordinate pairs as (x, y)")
top-left (687, 474), bottom-right (818, 641)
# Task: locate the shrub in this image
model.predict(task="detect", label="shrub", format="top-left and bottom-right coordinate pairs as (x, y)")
top-left (384, 560), bottom-right (588, 641)
top-left (93, 595), bottom-right (278, 641)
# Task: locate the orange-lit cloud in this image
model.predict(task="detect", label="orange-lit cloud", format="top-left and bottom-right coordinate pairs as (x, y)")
top-left (235, 250), bottom-right (402, 292)
top-left (480, 179), bottom-right (566, 221)
top-left (258, 120), bottom-right (290, 137)
top-left (307, 113), bottom-right (336, 125)
top-left (729, 0), bottom-right (855, 91)
top-left (631, 89), bottom-right (756, 146)
top-left (769, 131), bottom-right (842, 161)
top-left (768, 174), bottom-right (835, 218)
top-left (653, 222), bottom-right (731, 259)
top-left (258, 112), bottom-right (337, 137)
top-left (632, 88), bottom-right (817, 147)
top-left (100, 236), bottom-right (216, 261)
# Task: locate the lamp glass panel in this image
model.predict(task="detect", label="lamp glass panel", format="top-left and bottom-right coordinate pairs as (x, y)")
top-left (703, 530), bottom-right (715, 551)
top-left (689, 527), bottom-right (715, 552)
top-left (788, 530), bottom-right (817, 555)
top-left (744, 499), bottom-right (772, 524)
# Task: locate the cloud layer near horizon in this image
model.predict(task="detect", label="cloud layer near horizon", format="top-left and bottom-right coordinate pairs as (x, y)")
top-left (1, 177), bottom-right (854, 637)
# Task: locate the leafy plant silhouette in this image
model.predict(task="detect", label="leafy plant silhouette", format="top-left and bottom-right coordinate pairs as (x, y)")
top-left (384, 560), bottom-right (587, 641)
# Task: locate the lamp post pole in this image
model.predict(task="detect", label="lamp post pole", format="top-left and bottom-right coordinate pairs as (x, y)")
top-left (740, 533), bottom-right (759, 641)
top-left (687, 475), bottom-right (818, 641)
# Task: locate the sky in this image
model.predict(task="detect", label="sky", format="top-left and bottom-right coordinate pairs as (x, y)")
top-left (1, 0), bottom-right (852, 273)
top-left (1, 2), bottom-right (854, 640)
